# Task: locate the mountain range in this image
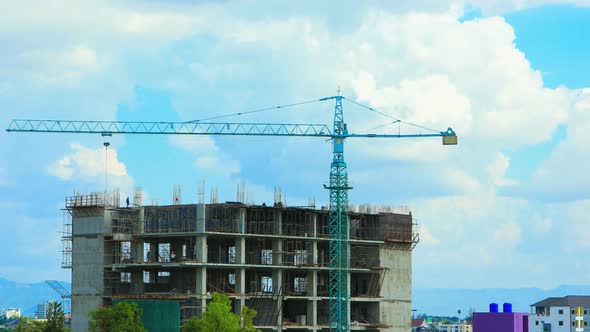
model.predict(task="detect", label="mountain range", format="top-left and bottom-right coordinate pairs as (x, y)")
top-left (0, 278), bottom-right (69, 316)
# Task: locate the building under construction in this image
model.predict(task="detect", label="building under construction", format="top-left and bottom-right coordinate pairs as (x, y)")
top-left (63, 190), bottom-right (417, 331)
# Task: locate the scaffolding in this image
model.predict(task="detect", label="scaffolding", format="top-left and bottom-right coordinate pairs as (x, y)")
top-left (246, 207), bottom-right (275, 235)
top-left (248, 285), bottom-right (283, 327)
top-left (144, 205), bottom-right (197, 233)
top-left (61, 211), bottom-right (72, 269)
top-left (206, 204), bottom-right (240, 233)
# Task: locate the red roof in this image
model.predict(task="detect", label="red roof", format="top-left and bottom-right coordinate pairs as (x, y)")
top-left (412, 319), bottom-right (425, 327)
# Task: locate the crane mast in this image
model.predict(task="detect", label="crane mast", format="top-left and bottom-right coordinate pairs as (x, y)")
top-left (327, 96), bottom-right (351, 330)
top-left (6, 95), bottom-right (457, 332)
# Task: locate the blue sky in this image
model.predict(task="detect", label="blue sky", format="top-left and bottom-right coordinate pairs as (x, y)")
top-left (0, 1), bottom-right (589, 289)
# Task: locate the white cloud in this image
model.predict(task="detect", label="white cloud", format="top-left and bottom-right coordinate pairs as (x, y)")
top-left (21, 45), bottom-right (103, 86)
top-left (549, 199), bottom-right (590, 251)
top-left (170, 136), bottom-right (241, 176)
top-left (486, 153), bottom-right (518, 187)
top-left (466, 0), bottom-right (590, 15)
top-left (417, 224), bottom-right (440, 246)
top-left (493, 222), bottom-right (522, 247)
top-left (527, 89), bottom-right (590, 199)
top-left (48, 143), bottom-right (134, 194)
top-left (534, 217), bottom-right (553, 233)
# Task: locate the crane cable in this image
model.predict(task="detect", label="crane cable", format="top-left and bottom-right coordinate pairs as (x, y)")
top-left (184, 98), bottom-right (329, 123)
top-left (183, 95), bottom-right (442, 135)
top-left (342, 96), bottom-right (441, 134)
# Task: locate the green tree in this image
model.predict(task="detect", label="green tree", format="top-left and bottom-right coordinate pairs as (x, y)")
top-left (13, 317), bottom-right (44, 332)
top-left (181, 293), bottom-right (260, 332)
top-left (240, 307), bottom-right (258, 332)
top-left (88, 302), bottom-right (146, 332)
top-left (42, 302), bottom-right (65, 332)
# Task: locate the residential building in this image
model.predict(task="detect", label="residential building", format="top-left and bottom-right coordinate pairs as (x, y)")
top-left (64, 191), bottom-right (418, 331)
top-left (530, 296), bottom-right (590, 332)
top-left (35, 302), bottom-right (53, 319)
top-left (473, 303), bottom-right (528, 332)
top-left (412, 318), bottom-right (429, 330)
top-left (0, 308), bottom-right (21, 319)
top-left (437, 322), bottom-right (472, 332)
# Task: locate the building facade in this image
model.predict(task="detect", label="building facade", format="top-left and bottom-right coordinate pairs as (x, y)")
top-left (530, 296), bottom-right (590, 332)
top-left (35, 302), bottom-right (53, 319)
top-left (437, 323), bottom-right (472, 332)
top-left (0, 308), bottom-right (21, 319)
top-left (65, 193), bottom-right (417, 331)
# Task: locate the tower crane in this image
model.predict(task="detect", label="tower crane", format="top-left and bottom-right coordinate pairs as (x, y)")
top-left (7, 95), bottom-right (457, 331)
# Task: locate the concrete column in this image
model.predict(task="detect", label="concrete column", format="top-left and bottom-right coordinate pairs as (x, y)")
top-left (196, 203), bottom-right (206, 233)
top-left (273, 239), bottom-right (283, 266)
top-left (149, 242), bottom-right (157, 263)
top-left (235, 267), bottom-right (246, 316)
top-left (236, 237), bottom-right (246, 264)
top-left (138, 207), bottom-right (145, 233)
top-left (236, 268), bottom-right (246, 295)
top-left (195, 235), bottom-right (207, 263)
top-left (311, 213), bottom-right (317, 238)
top-left (272, 270), bottom-right (283, 326)
top-left (132, 240), bottom-right (144, 264)
top-left (308, 270), bottom-right (317, 326)
top-left (238, 207), bottom-right (246, 233)
top-left (275, 210), bottom-right (282, 235)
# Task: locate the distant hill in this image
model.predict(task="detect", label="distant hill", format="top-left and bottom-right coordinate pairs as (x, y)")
top-left (0, 278), bottom-right (70, 316)
top-left (413, 285), bottom-right (590, 317)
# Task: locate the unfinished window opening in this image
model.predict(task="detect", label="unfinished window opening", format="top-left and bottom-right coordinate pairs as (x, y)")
top-left (157, 271), bottom-right (171, 284)
top-left (317, 272), bottom-right (329, 296)
top-left (350, 245), bottom-right (380, 268)
top-left (229, 273), bottom-right (236, 285)
top-left (120, 241), bottom-right (132, 263)
top-left (228, 246), bottom-right (236, 264)
top-left (246, 238), bottom-right (273, 265)
top-left (294, 277), bottom-right (307, 293)
top-left (120, 272), bottom-right (131, 283)
top-left (158, 243), bottom-right (171, 262)
top-left (351, 272), bottom-right (384, 297)
top-left (317, 212), bottom-right (329, 237)
top-left (294, 250), bottom-right (307, 265)
top-left (144, 243), bottom-right (151, 262)
top-left (282, 300), bottom-right (308, 326)
top-left (261, 249), bottom-right (273, 265)
top-left (261, 276), bottom-right (273, 293)
top-left (143, 271), bottom-right (151, 284)
top-left (207, 238), bottom-right (237, 263)
top-left (206, 269), bottom-right (236, 294)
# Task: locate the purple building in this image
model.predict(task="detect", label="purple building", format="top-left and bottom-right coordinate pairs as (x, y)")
top-left (473, 303), bottom-right (529, 332)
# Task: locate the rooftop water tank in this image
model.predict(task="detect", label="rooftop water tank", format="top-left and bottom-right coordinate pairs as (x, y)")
top-left (503, 302), bottom-right (513, 313)
top-left (490, 303), bottom-right (499, 313)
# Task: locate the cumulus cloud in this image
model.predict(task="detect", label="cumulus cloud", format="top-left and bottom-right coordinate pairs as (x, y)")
top-left (48, 143), bottom-right (134, 194)
top-left (169, 136), bottom-right (240, 176)
top-left (20, 45), bottom-right (103, 86)
top-left (493, 222), bottom-right (522, 247)
top-left (417, 224), bottom-right (440, 246)
top-left (528, 89), bottom-right (590, 200)
top-left (487, 153), bottom-right (518, 187)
